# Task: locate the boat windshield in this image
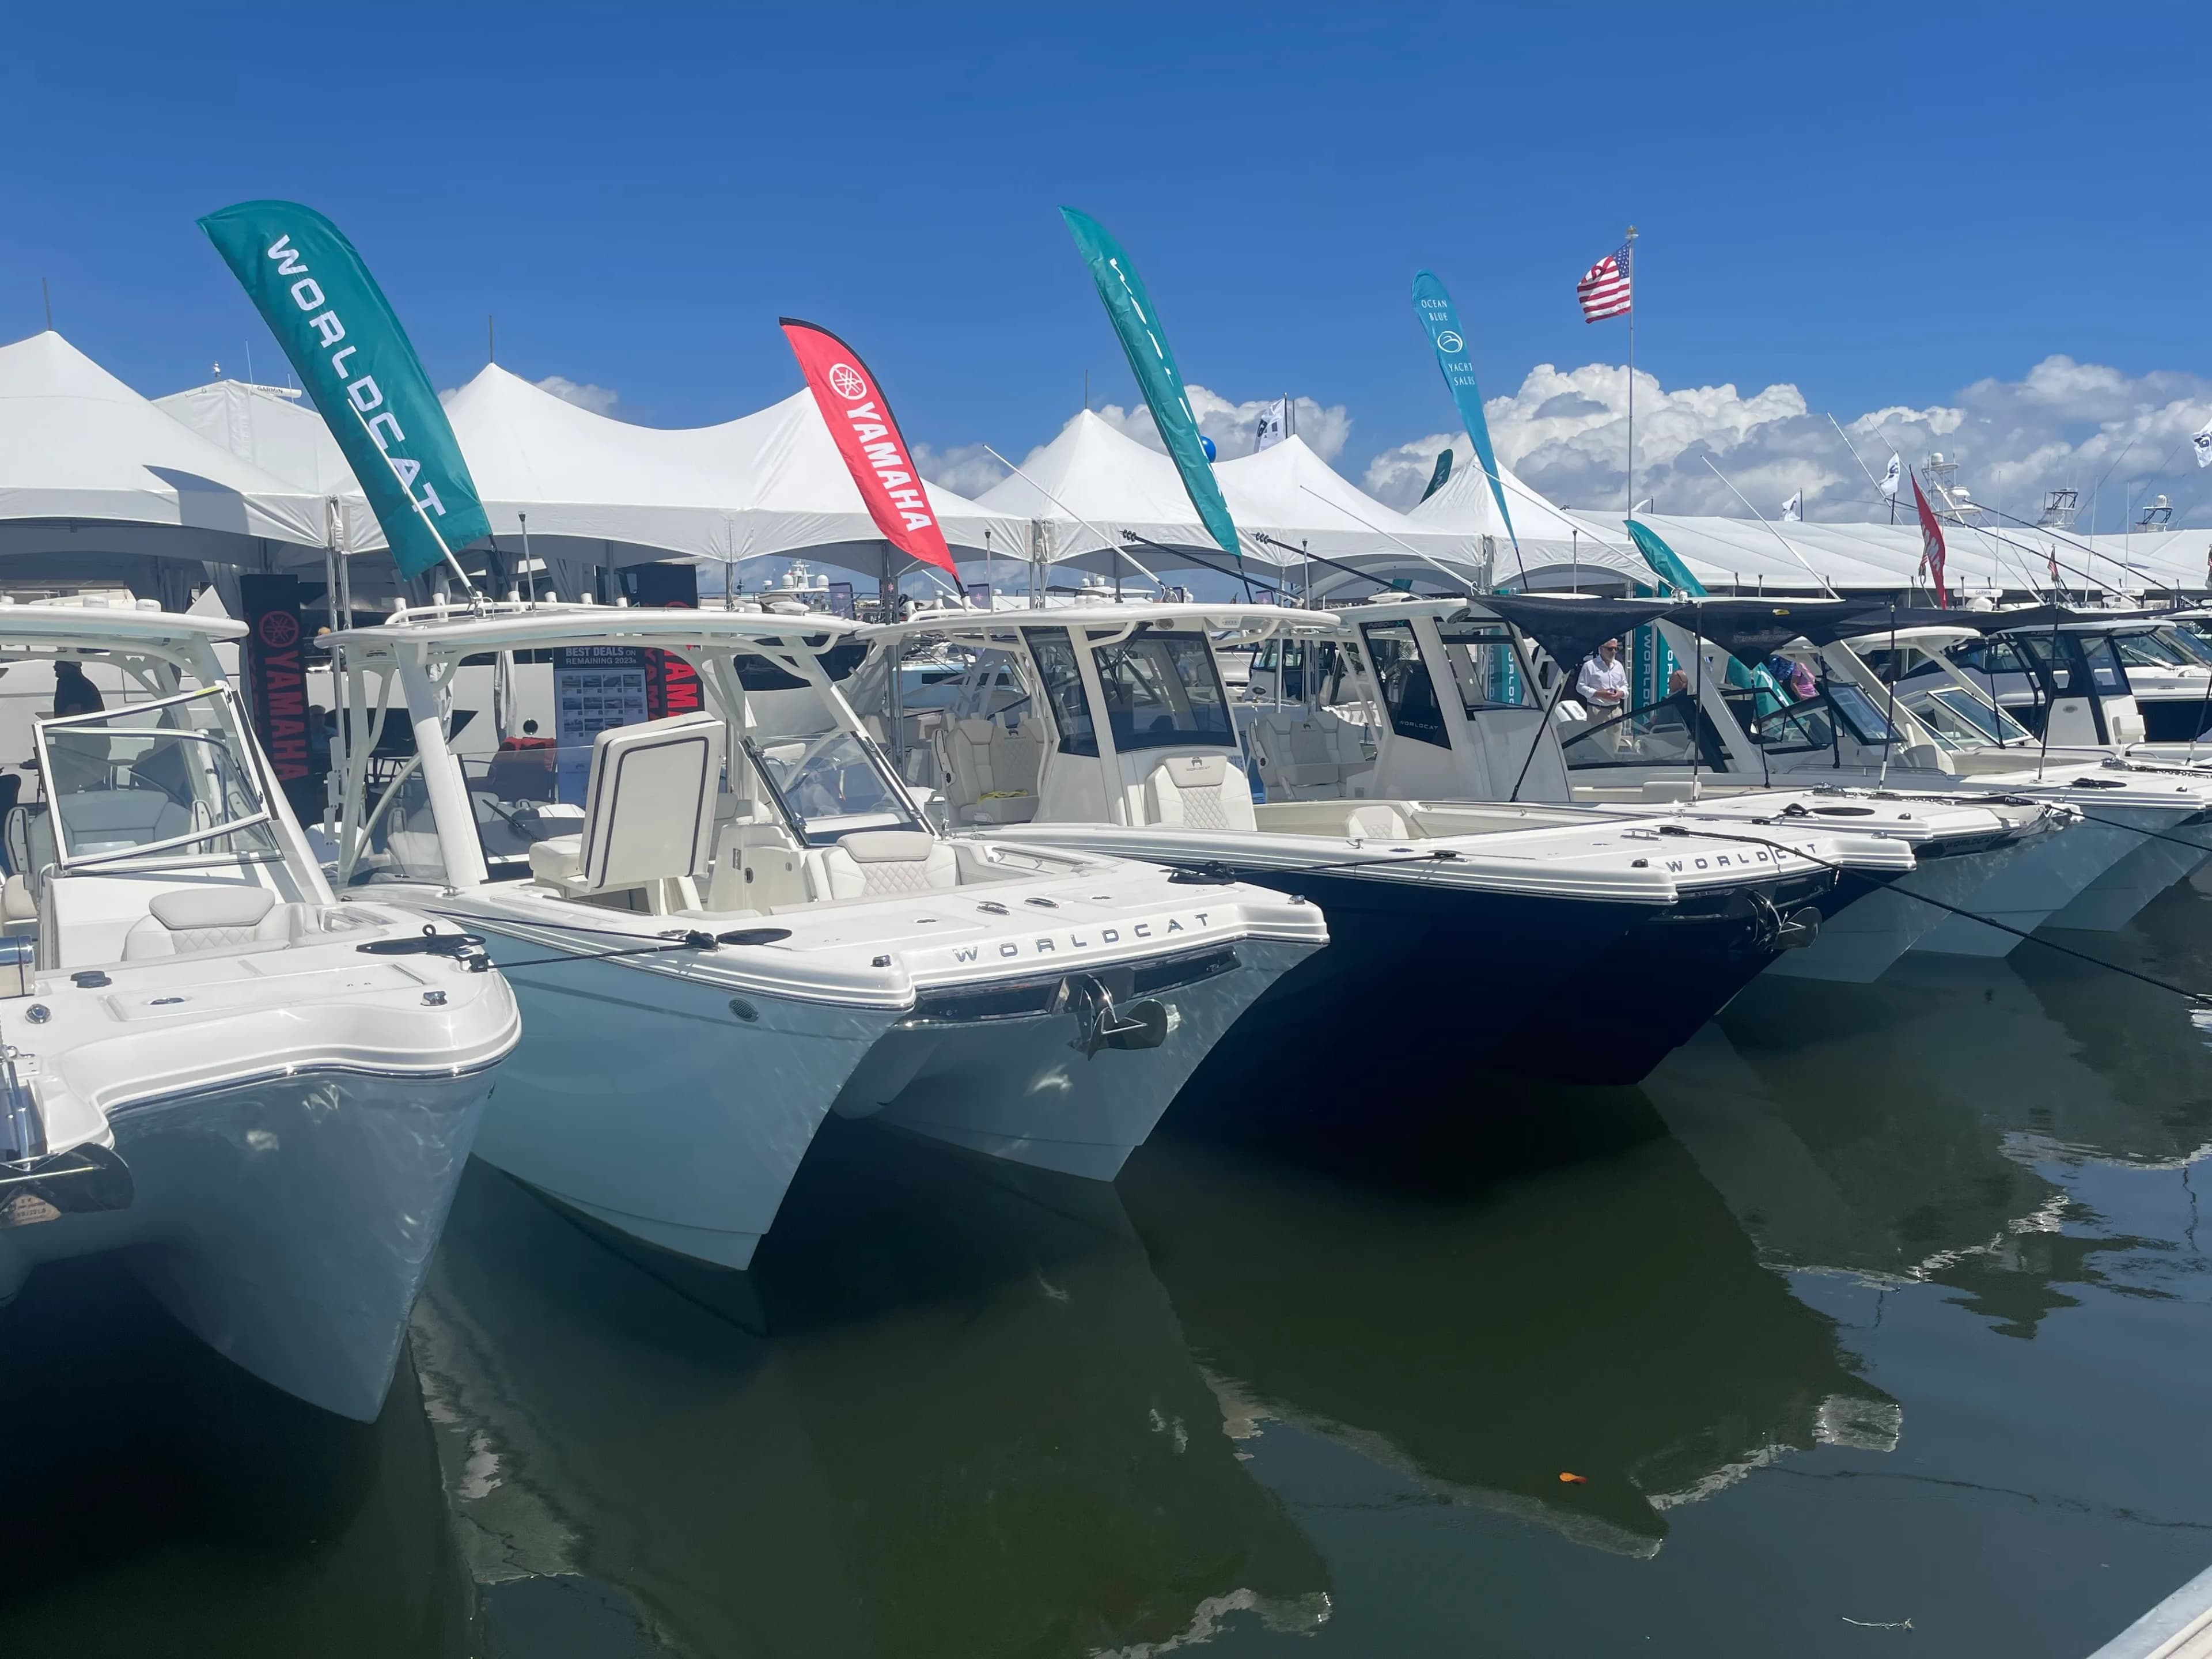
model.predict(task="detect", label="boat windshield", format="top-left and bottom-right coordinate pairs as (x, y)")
top-left (1901, 686), bottom-right (2032, 747)
top-left (1560, 692), bottom-right (1721, 770)
top-left (1825, 681), bottom-right (1901, 744)
top-left (1360, 619), bottom-right (1449, 749)
top-left (1088, 630), bottom-right (1235, 752)
top-left (35, 683), bottom-right (285, 870)
top-left (744, 730), bottom-right (921, 844)
top-left (1437, 624), bottom-right (1532, 714)
top-left (2114, 630), bottom-right (2211, 672)
top-left (2159, 627), bottom-right (2212, 667)
top-left (1023, 627), bottom-right (1099, 757)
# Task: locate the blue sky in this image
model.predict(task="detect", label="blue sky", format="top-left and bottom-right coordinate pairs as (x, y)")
top-left (5, 2), bottom-right (2207, 524)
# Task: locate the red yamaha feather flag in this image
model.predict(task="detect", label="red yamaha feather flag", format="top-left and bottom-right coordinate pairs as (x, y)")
top-left (781, 319), bottom-right (959, 579)
top-left (1910, 471), bottom-right (1950, 608)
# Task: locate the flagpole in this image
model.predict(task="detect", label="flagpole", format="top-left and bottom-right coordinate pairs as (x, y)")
top-left (1624, 225), bottom-right (1638, 514)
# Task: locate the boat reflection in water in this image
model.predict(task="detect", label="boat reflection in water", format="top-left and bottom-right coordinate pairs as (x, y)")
top-left (414, 1121), bottom-right (1330, 1658)
top-left (0, 1256), bottom-right (469, 1658)
top-left (1117, 1100), bottom-right (1898, 1559)
top-left (1645, 893), bottom-right (2212, 1335)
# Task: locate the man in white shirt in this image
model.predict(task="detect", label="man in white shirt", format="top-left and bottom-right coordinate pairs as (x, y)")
top-left (1577, 638), bottom-right (1629, 721)
top-left (1574, 638), bottom-right (1630, 757)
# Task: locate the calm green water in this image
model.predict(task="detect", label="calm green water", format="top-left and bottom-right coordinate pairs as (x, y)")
top-left (9, 888), bottom-right (2212, 1657)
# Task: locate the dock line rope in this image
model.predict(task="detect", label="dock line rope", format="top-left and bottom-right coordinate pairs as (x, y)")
top-left (414, 911), bottom-right (792, 971)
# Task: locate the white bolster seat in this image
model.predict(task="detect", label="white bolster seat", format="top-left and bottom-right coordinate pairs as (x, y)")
top-left (4, 806), bottom-right (54, 895)
top-left (943, 717), bottom-right (1041, 825)
top-left (122, 885), bottom-right (289, 959)
top-left (532, 712), bottom-right (724, 900)
top-left (1345, 804), bottom-right (1412, 842)
top-left (1249, 711), bottom-right (1366, 799)
top-left (1139, 753), bottom-right (1258, 832)
top-left (802, 830), bottom-right (960, 901)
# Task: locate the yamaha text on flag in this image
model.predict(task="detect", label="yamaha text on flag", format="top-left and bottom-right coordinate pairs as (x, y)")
top-left (199, 201), bottom-right (490, 581)
top-left (1060, 208), bottom-right (1241, 559)
top-left (1911, 471), bottom-right (1950, 608)
top-left (1577, 247), bottom-right (1634, 323)
top-left (1411, 270), bottom-right (1517, 554)
top-left (781, 320), bottom-right (958, 579)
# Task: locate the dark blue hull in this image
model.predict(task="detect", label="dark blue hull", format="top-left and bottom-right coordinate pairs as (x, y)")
top-left (1498, 867), bottom-right (1857, 1085)
top-left (1168, 867), bottom-right (1647, 1131)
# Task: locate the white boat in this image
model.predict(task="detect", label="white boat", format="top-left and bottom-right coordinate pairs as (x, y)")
top-left (861, 603), bottom-right (1915, 1093)
top-left (1357, 595), bottom-right (2212, 956)
top-left (324, 599), bottom-right (1325, 1268)
top-left (0, 603), bottom-right (517, 1422)
top-left (1237, 594), bottom-right (2063, 985)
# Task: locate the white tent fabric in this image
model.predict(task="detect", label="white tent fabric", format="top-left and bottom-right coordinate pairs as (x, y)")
top-left (440, 368), bottom-right (1027, 581)
top-left (1562, 512), bottom-right (2210, 599)
top-left (161, 365), bottom-right (1028, 589)
top-left (1408, 452), bottom-right (1649, 589)
top-left (0, 332), bottom-right (325, 569)
top-left (1211, 436), bottom-right (1486, 588)
top-left (154, 378), bottom-right (378, 550)
top-left (974, 413), bottom-right (1483, 592)
top-left (974, 410), bottom-right (1228, 570)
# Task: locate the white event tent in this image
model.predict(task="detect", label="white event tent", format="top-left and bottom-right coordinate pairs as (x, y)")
top-left (156, 376), bottom-right (378, 549)
top-left (1407, 453), bottom-right (1652, 591)
top-left (164, 363), bottom-right (1030, 600)
top-left (974, 412), bottom-right (1484, 595)
top-left (1565, 510), bottom-right (2209, 601)
top-left (1212, 437), bottom-right (1486, 594)
top-left (0, 331), bottom-right (325, 603)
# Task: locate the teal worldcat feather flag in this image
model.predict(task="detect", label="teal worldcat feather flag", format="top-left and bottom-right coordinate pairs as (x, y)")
top-left (1411, 271), bottom-right (1516, 555)
top-left (200, 201), bottom-right (490, 580)
top-left (1060, 208), bottom-right (1240, 559)
top-left (1624, 518), bottom-right (1706, 597)
top-left (1421, 448), bottom-right (1453, 502)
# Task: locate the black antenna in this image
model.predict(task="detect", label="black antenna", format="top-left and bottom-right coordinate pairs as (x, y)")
top-left (488, 315), bottom-right (495, 365)
top-left (40, 278), bottom-right (51, 332)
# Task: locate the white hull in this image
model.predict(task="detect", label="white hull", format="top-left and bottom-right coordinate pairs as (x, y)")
top-left (476, 941), bottom-right (898, 1271)
top-left (3, 1065), bottom-right (494, 1422)
top-left (1767, 840), bottom-right (2033, 983)
top-left (2042, 815), bottom-right (2212, 931)
top-left (1912, 807), bottom-right (2180, 956)
top-left (835, 938), bottom-right (1316, 1179)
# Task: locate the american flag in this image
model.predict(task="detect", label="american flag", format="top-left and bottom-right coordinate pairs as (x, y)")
top-left (1577, 246), bottom-right (1633, 323)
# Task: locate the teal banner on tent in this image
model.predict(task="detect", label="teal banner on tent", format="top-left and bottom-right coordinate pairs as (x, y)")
top-left (1060, 208), bottom-right (1239, 558)
top-left (1420, 447), bottom-right (1453, 502)
top-left (1625, 518), bottom-right (1706, 598)
top-left (1411, 271), bottom-right (1515, 553)
top-left (199, 200), bottom-right (490, 580)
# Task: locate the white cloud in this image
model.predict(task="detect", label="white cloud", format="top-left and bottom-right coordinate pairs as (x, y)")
top-left (534, 375), bottom-right (622, 418)
top-left (912, 441), bottom-right (1009, 498)
top-left (1358, 355), bottom-right (2212, 531)
top-left (1089, 384), bottom-right (1353, 463)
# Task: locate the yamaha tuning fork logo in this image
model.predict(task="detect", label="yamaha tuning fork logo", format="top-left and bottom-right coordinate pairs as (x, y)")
top-left (827, 363), bottom-right (869, 401)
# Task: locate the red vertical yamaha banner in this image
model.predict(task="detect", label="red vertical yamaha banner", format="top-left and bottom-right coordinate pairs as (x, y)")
top-left (780, 319), bottom-right (960, 579)
top-left (239, 573), bottom-right (324, 820)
